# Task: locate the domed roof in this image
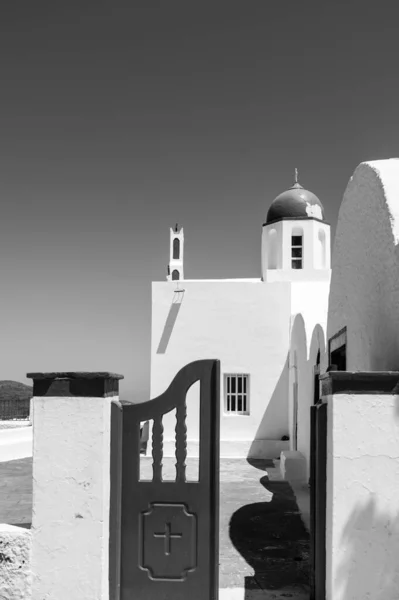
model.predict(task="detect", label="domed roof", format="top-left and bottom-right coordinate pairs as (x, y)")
top-left (265, 175), bottom-right (325, 225)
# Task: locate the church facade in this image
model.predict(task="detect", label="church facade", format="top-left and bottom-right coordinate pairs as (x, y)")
top-left (150, 174), bottom-right (331, 478)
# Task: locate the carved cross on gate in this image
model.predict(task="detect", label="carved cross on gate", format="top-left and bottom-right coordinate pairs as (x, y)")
top-left (153, 522), bottom-right (183, 555)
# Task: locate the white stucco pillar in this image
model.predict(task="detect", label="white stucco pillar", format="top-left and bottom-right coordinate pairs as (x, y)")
top-left (321, 371), bottom-right (399, 600)
top-left (27, 371), bottom-right (123, 600)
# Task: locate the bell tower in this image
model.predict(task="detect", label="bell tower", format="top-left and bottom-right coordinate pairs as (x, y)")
top-left (167, 223), bottom-right (184, 281)
top-left (262, 171), bottom-right (331, 282)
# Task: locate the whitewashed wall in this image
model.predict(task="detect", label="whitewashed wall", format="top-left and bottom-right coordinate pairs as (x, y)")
top-left (31, 394), bottom-right (112, 600)
top-left (263, 219), bottom-right (331, 283)
top-left (327, 159), bottom-right (399, 371)
top-left (288, 280), bottom-right (330, 480)
top-left (151, 280), bottom-right (292, 457)
top-left (325, 389), bottom-right (399, 600)
top-left (291, 281), bottom-right (330, 346)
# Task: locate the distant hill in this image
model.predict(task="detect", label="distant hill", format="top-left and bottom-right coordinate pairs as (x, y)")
top-left (0, 380), bottom-right (33, 401)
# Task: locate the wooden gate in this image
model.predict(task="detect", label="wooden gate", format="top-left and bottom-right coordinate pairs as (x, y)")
top-left (111, 359), bottom-right (220, 600)
top-left (309, 400), bottom-right (327, 600)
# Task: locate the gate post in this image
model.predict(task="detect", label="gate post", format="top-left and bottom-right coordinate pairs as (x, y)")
top-left (319, 370), bottom-right (399, 600)
top-left (27, 371), bottom-right (123, 600)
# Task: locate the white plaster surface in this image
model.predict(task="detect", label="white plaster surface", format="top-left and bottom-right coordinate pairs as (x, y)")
top-left (30, 395), bottom-right (112, 600)
top-left (327, 158), bottom-right (399, 371)
top-left (151, 280), bottom-right (292, 456)
top-left (305, 203), bottom-right (323, 220)
top-left (291, 483), bottom-right (310, 533)
top-left (0, 524), bottom-right (31, 600)
top-left (0, 425), bottom-right (32, 462)
top-left (289, 282), bottom-right (329, 480)
top-left (262, 219), bottom-right (330, 281)
top-left (280, 450), bottom-right (307, 483)
top-left (326, 392), bottom-right (399, 600)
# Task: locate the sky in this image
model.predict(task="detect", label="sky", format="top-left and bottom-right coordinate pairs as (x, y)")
top-left (0, 1), bottom-right (398, 400)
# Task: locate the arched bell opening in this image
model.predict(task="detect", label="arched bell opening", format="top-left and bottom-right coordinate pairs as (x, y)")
top-left (173, 237), bottom-right (180, 260)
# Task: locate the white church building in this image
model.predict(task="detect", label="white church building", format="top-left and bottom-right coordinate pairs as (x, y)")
top-left (150, 172), bottom-right (331, 477)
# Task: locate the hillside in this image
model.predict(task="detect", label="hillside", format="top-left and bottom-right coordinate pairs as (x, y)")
top-left (0, 380), bottom-right (33, 401)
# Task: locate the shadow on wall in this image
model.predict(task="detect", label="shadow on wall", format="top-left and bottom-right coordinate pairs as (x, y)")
top-left (370, 305), bottom-right (399, 371)
top-left (229, 470), bottom-right (309, 596)
top-left (335, 496), bottom-right (399, 600)
top-left (247, 317), bottom-right (326, 462)
top-left (156, 290), bottom-right (185, 354)
top-left (248, 356), bottom-right (290, 454)
top-left (288, 316), bottom-right (326, 479)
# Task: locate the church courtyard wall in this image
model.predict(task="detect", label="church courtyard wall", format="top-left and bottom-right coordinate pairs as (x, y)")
top-left (320, 158), bottom-right (399, 599)
top-left (322, 372), bottom-right (399, 600)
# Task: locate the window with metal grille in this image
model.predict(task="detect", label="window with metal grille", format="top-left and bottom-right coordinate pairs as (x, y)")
top-left (291, 234), bottom-right (303, 269)
top-left (224, 374), bottom-right (249, 415)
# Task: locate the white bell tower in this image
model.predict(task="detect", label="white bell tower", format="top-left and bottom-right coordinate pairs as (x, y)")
top-left (167, 224), bottom-right (184, 281)
top-left (261, 171), bottom-right (331, 282)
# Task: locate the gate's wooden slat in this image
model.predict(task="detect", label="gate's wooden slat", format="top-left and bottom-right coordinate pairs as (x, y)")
top-left (152, 415), bottom-right (164, 482)
top-left (175, 401), bottom-right (187, 482)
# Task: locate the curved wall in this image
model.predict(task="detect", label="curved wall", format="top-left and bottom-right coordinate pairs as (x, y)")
top-left (327, 159), bottom-right (399, 371)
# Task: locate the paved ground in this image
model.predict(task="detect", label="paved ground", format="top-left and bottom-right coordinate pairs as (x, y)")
top-left (0, 457), bottom-right (32, 527)
top-left (217, 459), bottom-right (309, 597)
top-left (0, 457), bottom-right (310, 597)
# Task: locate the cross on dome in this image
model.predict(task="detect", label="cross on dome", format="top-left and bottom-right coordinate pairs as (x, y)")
top-left (265, 169), bottom-right (325, 224)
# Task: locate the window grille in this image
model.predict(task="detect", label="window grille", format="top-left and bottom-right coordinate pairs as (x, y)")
top-left (224, 374), bottom-right (249, 415)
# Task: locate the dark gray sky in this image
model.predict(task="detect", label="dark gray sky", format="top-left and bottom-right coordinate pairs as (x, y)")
top-left (0, 2), bottom-right (397, 399)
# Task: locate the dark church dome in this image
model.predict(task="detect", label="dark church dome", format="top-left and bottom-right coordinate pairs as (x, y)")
top-left (266, 180), bottom-right (325, 225)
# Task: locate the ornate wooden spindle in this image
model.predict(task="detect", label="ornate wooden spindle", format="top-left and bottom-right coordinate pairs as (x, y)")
top-left (175, 401), bottom-right (187, 482)
top-left (152, 416), bottom-right (163, 482)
